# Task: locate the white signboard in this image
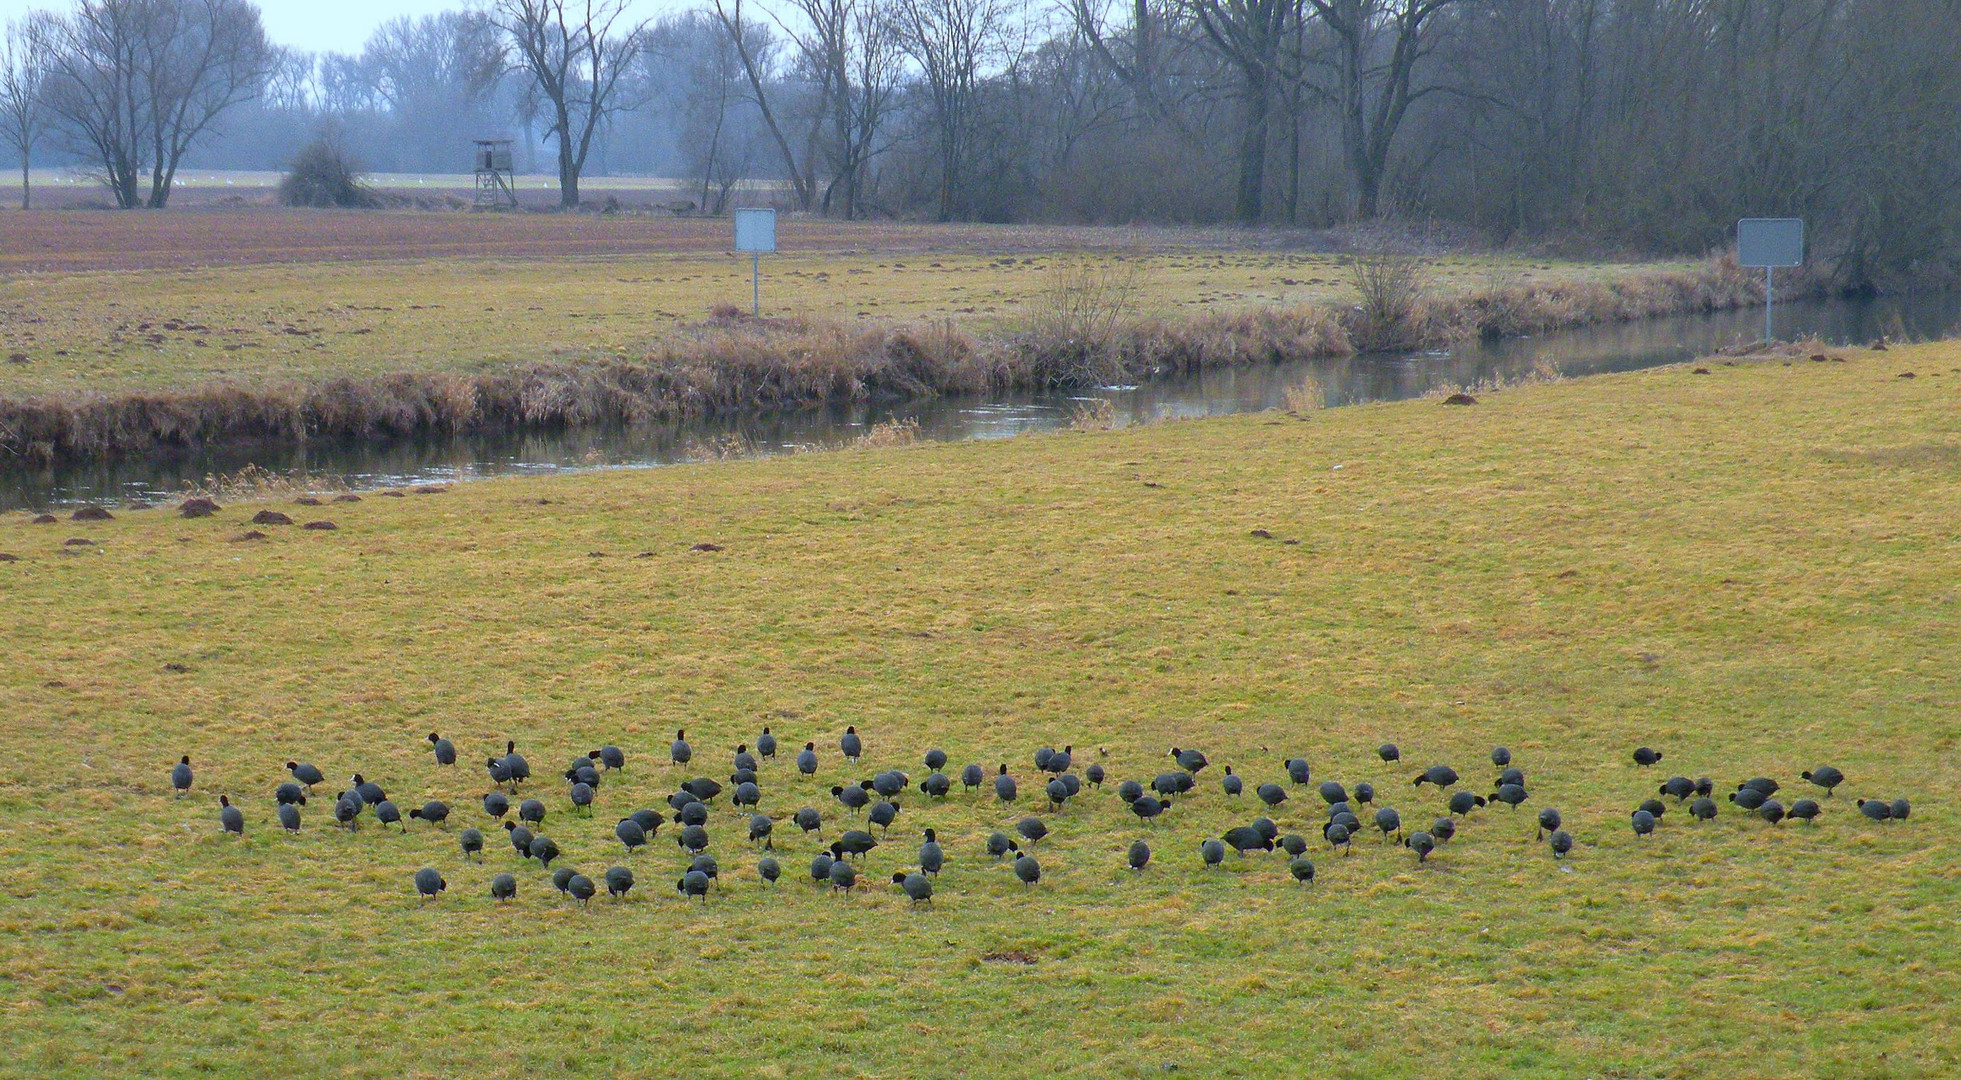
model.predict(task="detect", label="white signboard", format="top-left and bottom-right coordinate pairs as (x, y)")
top-left (733, 208), bottom-right (777, 253)
top-left (1738, 218), bottom-right (1804, 268)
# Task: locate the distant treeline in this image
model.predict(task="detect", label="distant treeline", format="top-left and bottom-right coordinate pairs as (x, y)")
top-left (4, 0), bottom-right (1958, 288)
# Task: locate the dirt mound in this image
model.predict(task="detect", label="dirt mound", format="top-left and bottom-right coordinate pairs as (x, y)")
top-left (293, 496), bottom-right (322, 506)
top-left (1442, 393), bottom-right (1478, 405)
top-left (691, 542), bottom-right (724, 552)
top-left (179, 497), bottom-right (221, 519)
top-left (70, 506), bottom-right (114, 521)
top-left (30, 514), bottom-right (57, 524)
top-left (0, 552), bottom-right (17, 562)
top-left (302, 521), bottom-right (338, 531)
top-left (332, 493), bottom-right (363, 503)
top-left (63, 537), bottom-right (94, 546)
top-left (413, 485), bottom-right (450, 495)
top-left (231, 530), bottom-right (266, 542)
top-left (251, 510), bottom-right (294, 525)
top-left (1249, 529), bottom-right (1274, 539)
top-left (379, 490), bottom-right (407, 498)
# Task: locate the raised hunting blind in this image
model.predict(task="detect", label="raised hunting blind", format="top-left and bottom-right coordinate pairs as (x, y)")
top-left (473, 139), bottom-right (517, 209)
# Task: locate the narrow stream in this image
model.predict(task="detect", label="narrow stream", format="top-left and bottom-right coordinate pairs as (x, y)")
top-left (5, 291), bottom-right (1956, 511)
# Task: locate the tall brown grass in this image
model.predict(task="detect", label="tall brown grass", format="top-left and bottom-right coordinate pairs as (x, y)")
top-left (0, 258), bottom-right (1768, 465)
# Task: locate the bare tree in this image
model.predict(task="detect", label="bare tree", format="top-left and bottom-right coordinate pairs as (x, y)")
top-left (1, 17), bottom-right (52, 209)
top-left (39, 0), bottom-right (271, 209)
top-left (1299, 0), bottom-right (1460, 218)
top-left (492, 0), bottom-right (648, 208)
top-left (1189, 0), bottom-right (1292, 223)
top-left (893, 0), bottom-right (1020, 220)
top-left (777, 0), bottom-right (900, 217)
top-left (707, 0), bottom-right (816, 209)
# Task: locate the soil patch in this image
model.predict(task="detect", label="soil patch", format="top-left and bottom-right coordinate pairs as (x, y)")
top-left (179, 497), bottom-right (221, 519)
top-left (251, 510), bottom-right (294, 525)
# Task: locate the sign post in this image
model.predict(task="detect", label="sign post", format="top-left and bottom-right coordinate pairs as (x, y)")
top-left (1737, 218), bottom-right (1804, 344)
top-left (733, 208), bottom-right (778, 317)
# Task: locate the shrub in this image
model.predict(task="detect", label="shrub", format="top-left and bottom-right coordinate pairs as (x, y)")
top-left (279, 138), bottom-right (378, 209)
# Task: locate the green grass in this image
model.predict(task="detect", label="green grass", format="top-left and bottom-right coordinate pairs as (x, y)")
top-left (3, 341), bottom-right (1957, 1077)
top-left (0, 229), bottom-right (1695, 396)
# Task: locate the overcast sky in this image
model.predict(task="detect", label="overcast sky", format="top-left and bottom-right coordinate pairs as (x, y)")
top-left (0, 0), bottom-right (662, 57)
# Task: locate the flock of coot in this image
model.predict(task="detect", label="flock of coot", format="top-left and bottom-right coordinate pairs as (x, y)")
top-left (168, 729), bottom-right (1912, 906)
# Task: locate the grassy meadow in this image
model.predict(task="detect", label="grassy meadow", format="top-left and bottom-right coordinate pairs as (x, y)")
top-left (0, 211), bottom-right (1703, 397)
top-left (2, 339), bottom-right (1957, 1077)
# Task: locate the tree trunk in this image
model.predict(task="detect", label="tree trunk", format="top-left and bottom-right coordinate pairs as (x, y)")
top-left (18, 159), bottom-right (26, 210)
top-left (557, 104), bottom-right (578, 208)
top-left (1235, 83), bottom-right (1269, 224)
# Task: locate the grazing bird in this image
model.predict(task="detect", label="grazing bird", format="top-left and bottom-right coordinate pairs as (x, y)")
top-left (353, 775), bottom-right (386, 807)
top-left (1222, 826), bottom-right (1271, 855)
top-left (374, 800), bottom-right (404, 833)
top-left (1251, 817), bottom-right (1278, 842)
top-left (678, 824), bottom-right (710, 855)
top-left (1130, 795), bottom-right (1171, 824)
top-left (798, 743), bottom-right (819, 776)
top-left (840, 726), bottom-right (863, 763)
top-left (678, 801), bottom-right (709, 828)
top-left (671, 730), bottom-right (692, 767)
top-left (1448, 791), bottom-right (1485, 817)
top-left (1759, 799), bottom-right (1786, 825)
top-left (460, 827), bottom-right (484, 859)
top-left (1201, 838), bottom-right (1226, 867)
top-left (833, 783), bottom-right (870, 815)
top-left (565, 874), bottom-right (596, 907)
top-left (1431, 817), bottom-right (1456, 843)
top-left (733, 745), bottom-right (758, 773)
top-left (994, 765), bottom-right (1017, 804)
top-left (616, 818), bottom-right (647, 853)
top-left (794, 807), bottom-right (823, 838)
top-left (1405, 831), bottom-right (1436, 863)
top-left (924, 748), bottom-right (948, 771)
top-left (1689, 797), bottom-right (1718, 822)
top-left (490, 873), bottom-right (517, 902)
top-left (1378, 744), bottom-right (1401, 763)
top-left (1858, 798), bottom-right (1892, 822)
top-left (1257, 783), bottom-right (1288, 809)
top-left (275, 782), bottom-right (307, 806)
top-left (921, 772), bottom-right (951, 799)
top-left (286, 761), bottom-right (324, 790)
top-left (1788, 798), bottom-right (1821, 823)
top-left (734, 782), bottom-right (761, 810)
top-left (1324, 822), bottom-right (1352, 855)
top-left (1222, 767), bottom-right (1243, 797)
top-left (1537, 807), bottom-right (1561, 840)
top-left (413, 868), bottom-right (446, 902)
top-left (171, 756), bottom-right (194, 797)
top-left (1890, 798), bottom-right (1912, 821)
top-left (1045, 778), bottom-right (1070, 811)
top-left (505, 821), bottom-right (533, 857)
top-left (1085, 763), bottom-right (1105, 789)
top-left (985, 832), bottom-right (1017, 860)
top-left (1729, 787), bottom-right (1768, 812)
top-left (756, 728), bottom-right (777, 760)
top-left (1280, 834), bottom-right (1308, 857)
top-left (1117, 779), bottom-right (1145, 804)
top-left (1660, 776), bottom-right (1696, 802)
top-left (519, 799), bottom-right (546, 826)
top-left (679, 869), bottom-right (712, 901)
top-left (1034, 747), bottom-right (1055, 773)
top-left (1153, 772), bottom-right (1194, 797)
top-left (683, 777), bottom-right (723, 802)
top-left (961, 763), bottom-right (985, 793)
top-left (1412, 765), bottom-right (1459, 789)
top-left (1638, 798), bottom-right (1667, 819)
top-left (529, 835), bottom-right (561, 868)
top-left (1632, 747), bottom-right (1662, 767)
top-left (758, 855), bottom-right (782, 884)
top-left (1318, 781), bottom-right (1348, 806)
top-left (1490, 747), bottom-right (1511, 767)
top-left (1331, 810), bottom-right (1361, 835)
top-left (427, 732), bottom-right (457, 766)
top-left (809, 850), bottom-right (835, 883)
top-left (630, 808), bottom-right (664, 836)
top-left (837, 830), bottom-right (878, 860)
top-left (1490, 784), bottom-right (1529, 810)
top-left (690, 854), bottom-right (720, 881)
top-left (1694, 777), bottom-right (1715, 798)
top-left (483, 792), bottom-right (509, 819)
top-left (892, 871), bottom-right (933, 905)
top-left (1047, 746), bottom-right (1073, 775)
top-left (1016, 817), bottom-right (1048, 846)
top-left (218, 795), bottom-right (243, 835)
top-left (593, 745), bottom-right (626, 771)
top-left (605, 866), bottom-right (634, 900)
top-left (827, 848), bottom-right (858, 893)
top-left (1285, 759), bottom-right (1311, 785)
top-left (1801, 766), bottom-right (1844, 796)
top-left (1127, 840), bottom-right (1151, 871)
top-left (1375, 807), bottom-right (1403, 842)
top-left (1495, 768), bottom-right (1525, 789)
top-left (919, 829), bottom-right (944, 876)
top-left (1738, 777), bottom-right (1779, 796)
top-left (749, 814), bottom-right (775, 849)
top-left (1170, 747), bottom-right (1209, 774)
top-left (1630, 810), bottom-right (1656, 838)
top-left (278, 802), bottom-right (302, 834)
top-left (410, 801), bottom-right (450, 829)
top-left (1289, 857), bottom-right (1316, 884)
top-left (1549, 830), bottom-right (1574, 859)
top-left (1013, 854), bottom-right (1042, 889)
top-left (1354, 783), bottom-right (1376, 806)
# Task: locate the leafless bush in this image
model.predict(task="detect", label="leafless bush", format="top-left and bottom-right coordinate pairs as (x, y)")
top-left (1025, 256), bottom-right (1151, 386)
top-left (183, 464), bottom-right (348, 501)
top-left (1067, 398), bottom-right (1117, 430)
top-left (685, 432), bottom-right (755, 461)
top-left (1284, 373), bottom-right (1326, 413)
top-left (854, 417), bottom-right (920, 449)
top-left (1345, 243), bottom-right (1429, 351)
